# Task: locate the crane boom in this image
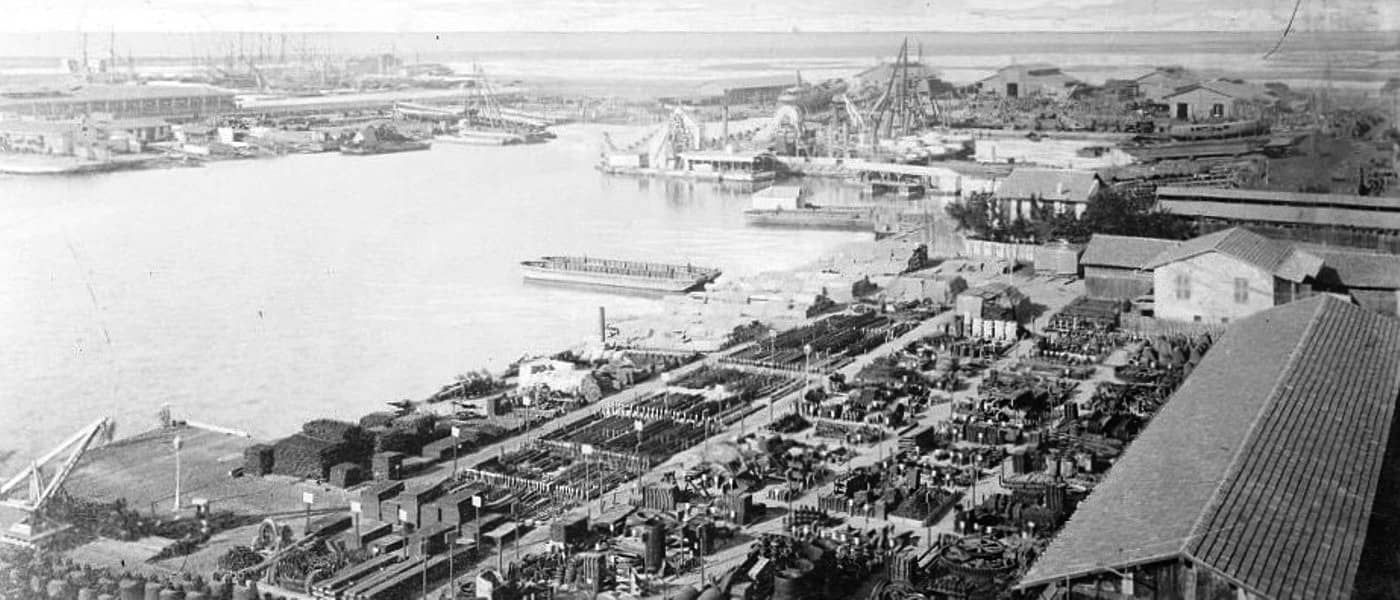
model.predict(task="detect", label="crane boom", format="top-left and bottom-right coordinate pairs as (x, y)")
top-left (0, 417), bottom-right (112, 547)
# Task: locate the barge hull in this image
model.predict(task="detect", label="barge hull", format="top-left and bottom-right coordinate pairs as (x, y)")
top-left (521, 268), bottom-right (710, 293)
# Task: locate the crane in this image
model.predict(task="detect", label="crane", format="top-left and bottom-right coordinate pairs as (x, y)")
top-left (0, 417), bottom-right (114, 547)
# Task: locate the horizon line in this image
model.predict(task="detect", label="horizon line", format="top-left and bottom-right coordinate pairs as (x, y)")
top-left (1, 29), bottom-right (1397, 35)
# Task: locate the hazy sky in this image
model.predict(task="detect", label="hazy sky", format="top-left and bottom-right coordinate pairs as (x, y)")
top-left (2, 0), bottom-right (1394, 32)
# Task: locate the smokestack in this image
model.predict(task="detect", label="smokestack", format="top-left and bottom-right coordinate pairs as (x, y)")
top-left (599, 306), bottom-right (607, 344)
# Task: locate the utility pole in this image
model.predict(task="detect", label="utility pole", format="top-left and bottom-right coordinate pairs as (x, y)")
top-left (582, 444), bottom-right (594, 517)
top-left (634, 419), bottom-right (644, 495)
top-left (451, 425), bottom-right (461, 479)
top-left (172, 435), bottom-right (183, 512)
top-left (472, 495), bottom-right (483, 557)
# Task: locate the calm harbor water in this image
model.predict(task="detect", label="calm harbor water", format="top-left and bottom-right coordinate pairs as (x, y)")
top-left (0, 124), bottom-right (866, 472)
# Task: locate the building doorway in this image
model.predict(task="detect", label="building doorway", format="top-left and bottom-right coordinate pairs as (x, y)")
top-left (1176, 103), bottom-right (1189, 120)
top-left (1006, 83), bottom-right (1019, 98)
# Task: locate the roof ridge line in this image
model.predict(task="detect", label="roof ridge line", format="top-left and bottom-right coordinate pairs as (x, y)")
top-left (1181, 298), bottom-right (1327, 556)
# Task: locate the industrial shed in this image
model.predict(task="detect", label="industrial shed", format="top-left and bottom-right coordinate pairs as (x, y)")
top-left (1310, 247), bottom-right (1400, 317)
top-left (1079, 234), bottom-right (1177, 299)
top-left (1019, 296), bottom-right (1400, 599)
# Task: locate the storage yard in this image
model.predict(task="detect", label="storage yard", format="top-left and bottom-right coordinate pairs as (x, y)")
top-left (5, 27), bottom-right (1400, 600)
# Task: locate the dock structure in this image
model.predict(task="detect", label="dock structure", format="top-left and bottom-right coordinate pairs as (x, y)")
top-left (842, 160), bottom-right (975, 197)
top-left (675, 151), bottom-right (780, 184)
top-left (0, 84), bottom-right (235, 120)
top-left (229, 87), bottom-right (525, 118)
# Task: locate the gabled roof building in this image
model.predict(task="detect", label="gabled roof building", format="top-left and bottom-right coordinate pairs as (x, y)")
top-left (1148, 227), bottom-right (1323, 324)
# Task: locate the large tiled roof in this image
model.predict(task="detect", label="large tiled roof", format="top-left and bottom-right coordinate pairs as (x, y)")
top-left (994, 168), bottom-right (1100, 203)
top-left (1080, 234), bottom-right (1178, 270)
top-left (1020, 296), bottom-right (1400, 597)
top-left (1146, 227), bottom-right (1322, 282)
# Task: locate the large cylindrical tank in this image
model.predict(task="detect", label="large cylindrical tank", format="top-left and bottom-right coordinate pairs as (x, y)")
top-left (773, 569), bottom-right (804, 600)
top-left (696, 585), bottom-right (725, 600)
top-left (158, 588), bottom-right (184, 600)
top-left (78, 586), bottom-right (98, 600)
top-left (119, 579), bottom-right (143, 600)
top-left (144, 581), bottom-right (162, 600)
top-left (672, 585), bottom-right (701, 600)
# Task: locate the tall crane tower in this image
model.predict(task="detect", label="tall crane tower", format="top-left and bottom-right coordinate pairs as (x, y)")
top-left (870, 38), bottom-right (930, 145)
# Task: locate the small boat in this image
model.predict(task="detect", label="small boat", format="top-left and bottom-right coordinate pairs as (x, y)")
top-left (520, 256), bottom-right (721, 293)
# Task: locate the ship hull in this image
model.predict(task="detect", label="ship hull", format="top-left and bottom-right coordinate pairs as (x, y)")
top-left (521, 266), bottom-right (710, 293)
top-left (744, 209), bottom-right (873, 231)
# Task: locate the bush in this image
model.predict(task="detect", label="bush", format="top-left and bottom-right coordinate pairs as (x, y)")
top-left (358, 412), bottom-right (397, 429)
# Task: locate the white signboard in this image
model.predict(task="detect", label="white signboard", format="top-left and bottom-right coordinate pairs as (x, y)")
top-left (398, 508), bottom-right (409, 522)
top-left (581, 444), bottom-right (595, 456)
top-left (472, 495), bottom-right (483, 508)
top-left (350, 501), bottom-right (362, 514)
top-left (302, 492), bottom-right (315, 504)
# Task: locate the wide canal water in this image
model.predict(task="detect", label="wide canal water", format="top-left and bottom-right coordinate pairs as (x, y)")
top-left (0, 124), bottom-right (868, 471)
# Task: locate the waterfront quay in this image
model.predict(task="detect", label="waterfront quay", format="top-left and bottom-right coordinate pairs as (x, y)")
top-left (6, 35), bottom-right (1400, 600)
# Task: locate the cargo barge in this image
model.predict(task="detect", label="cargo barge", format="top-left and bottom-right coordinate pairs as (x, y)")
top-left (520, 256), bottom-right (721, 293)
top-left (742, 185), bottom-right (878, 231)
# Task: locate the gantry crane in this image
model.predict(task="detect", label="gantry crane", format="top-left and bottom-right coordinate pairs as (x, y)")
top-left (0, 418), bottom-right (114, 547)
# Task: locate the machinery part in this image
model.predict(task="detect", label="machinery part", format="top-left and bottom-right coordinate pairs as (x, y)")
top-left (646, 107), bottom-right (703, 170)
top-left (0, 418), bottom-right (114, 547)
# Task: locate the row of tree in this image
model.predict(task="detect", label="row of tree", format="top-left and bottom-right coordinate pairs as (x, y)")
top-left (944, 188), bottom-right (1194, 244)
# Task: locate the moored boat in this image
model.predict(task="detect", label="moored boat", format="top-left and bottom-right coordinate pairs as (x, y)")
top-left (520, 256), bottom-right (721, 293)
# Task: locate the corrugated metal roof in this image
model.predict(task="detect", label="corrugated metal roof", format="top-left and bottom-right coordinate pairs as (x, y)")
top-left (1146, 227), bottom-right (1321, 282)
top-left (1157, 186), bottom-right (1400, 212)
top-left (995, 168), bottom-right (1100, 203)
top-left (1021, 296), bottom-right (1400, 597)
top-left (1159, 199), bottom-right (1400, 231)
top-left (1080, 234), bottom-right (1178, 270)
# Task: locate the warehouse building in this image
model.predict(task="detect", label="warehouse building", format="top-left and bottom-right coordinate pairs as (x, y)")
top-left (1079, 234), bottom-right (1177, 300)
top-left (1160, 79), bottom-right (1271, 121)
top-left (1156, 185), bottom-right (1400, 254)
top-left (976, 64), bottom-right (1080, 99)
top-left (1146, 227), bottom-right (1322, 324)
top-left (0, 84), bottom-right (235, 120)
top-left (1019, 295), bottom-right (1400, 599)
top-left (993, 168), bottom-right (1103, 219)
top-left (1309, 246), bottom-right (1400, 317)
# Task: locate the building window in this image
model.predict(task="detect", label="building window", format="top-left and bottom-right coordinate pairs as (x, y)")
top-left (1211, 103), bottom-right (1225, 117)
top-left (1233, 278), bottom-right (1249, 303)
top-left (1194, 315), bottom-right (1202, 323)
top-left (1175, 272), bottom-right (1191, 300)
